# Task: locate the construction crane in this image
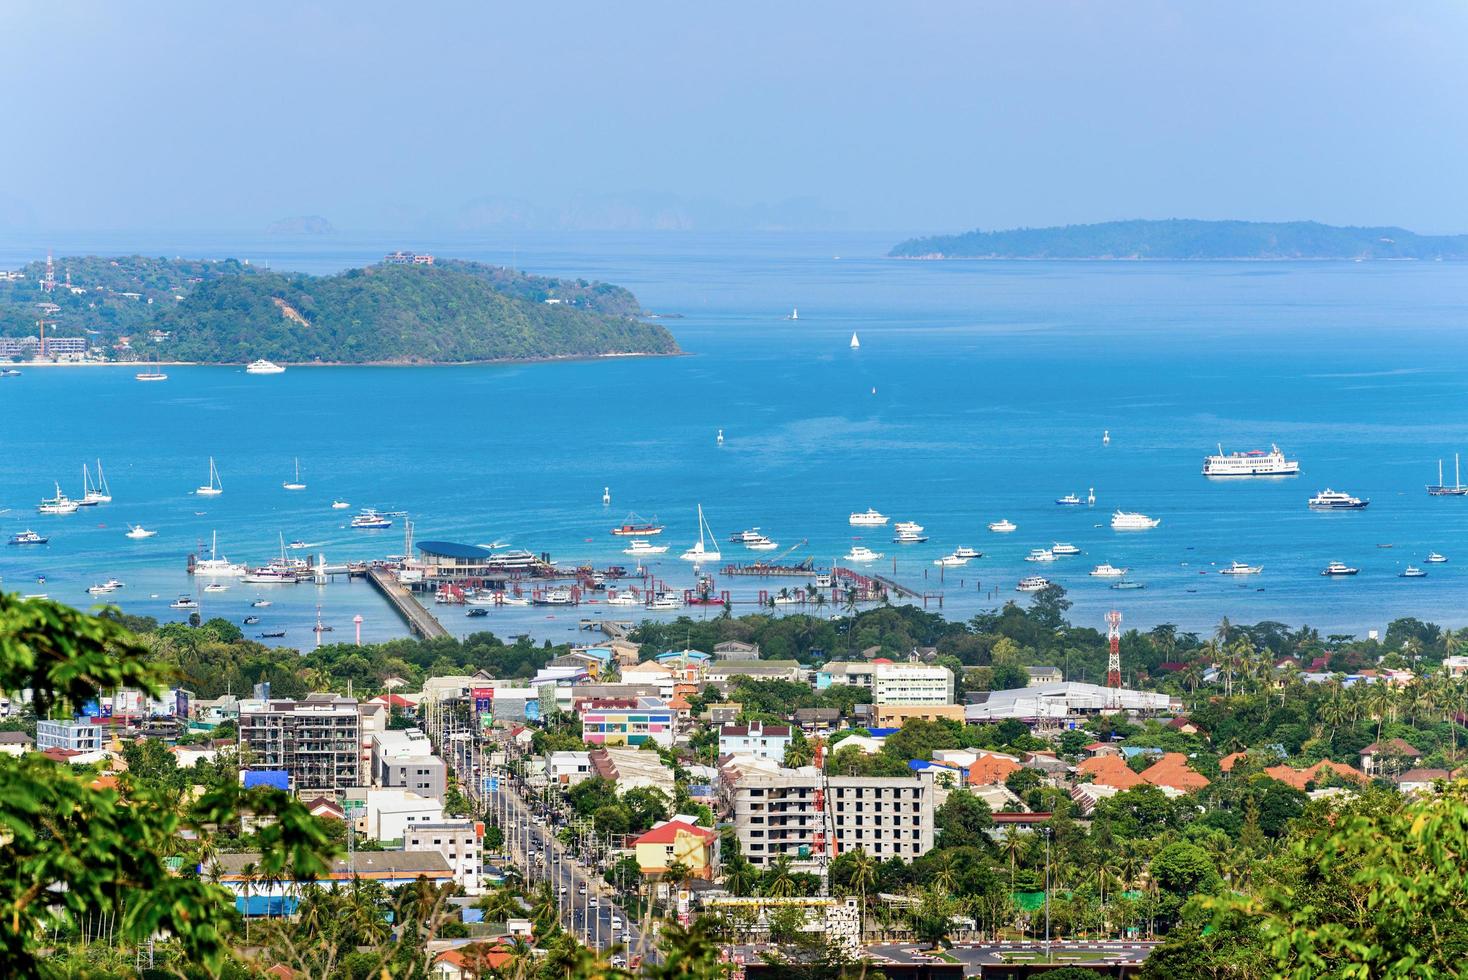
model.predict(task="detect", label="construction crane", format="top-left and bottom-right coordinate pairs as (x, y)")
top-left (765, 538), bottom-right (810, 567)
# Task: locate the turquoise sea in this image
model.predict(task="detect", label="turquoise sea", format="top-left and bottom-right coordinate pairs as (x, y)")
top-left (4, 231), bottom-right (1468, 645)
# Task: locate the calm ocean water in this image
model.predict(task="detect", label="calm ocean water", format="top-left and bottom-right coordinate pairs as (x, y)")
top-left (4, 231), bottom-right (1468, 644)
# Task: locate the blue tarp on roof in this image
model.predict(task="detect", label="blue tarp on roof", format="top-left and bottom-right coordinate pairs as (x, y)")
top-left (243, 770), bottom-right (289, 791)
top-left (867, 728), bottom-right (899, 738)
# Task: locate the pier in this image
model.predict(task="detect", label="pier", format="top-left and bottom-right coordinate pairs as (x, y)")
top-left (366, 566), bottom-right (449, 640)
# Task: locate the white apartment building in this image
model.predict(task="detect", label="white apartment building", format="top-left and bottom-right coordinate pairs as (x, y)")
top-left (872, 663), bottom-right (953, 705)
top-left (404, 819), bottom-right (483, 894)
top-left (725, 765), bottom-right (934, 869)
top-left (36, 718), bottom-right (104, 752)
top-left (361, 788), bottom-right (444, 842)
top-left (718, 722), bottom-right (793, 762)
top-left (546, 751), bottom-right (594, 787)
top-left (370, 729), bottom-right (447, 801)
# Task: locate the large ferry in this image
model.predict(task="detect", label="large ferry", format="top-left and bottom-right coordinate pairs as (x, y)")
top-left (1111, 510), bottom-right (1161, 530)
top-left (1307, 489), bottom-right (1369, 510)
top-left (1203, 444), bottom-right (1299, 477)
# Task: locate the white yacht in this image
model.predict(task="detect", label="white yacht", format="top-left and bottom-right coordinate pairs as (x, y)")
top-left (649, 591), bottom-right (683, 610)
top-left (1051, 543), bottom-right (1081, 556)
top-left (1307, 489), bottom-right (1368, 510)
top-left (606, 590), bottom-right (641, 607)
top-left (850, 332), bottom-right (860, 350)
top-left (535, 587), bottom-right (575, 606)
top-left (202, 582), bottom-right (228, 594)
top-left (243, 565), bottom-right (298, 585)
top-left (893, 529), bottom-right (929, 543)
top-left (1321, 561), bottom-right (1360, 576)
top-left (1055, 493), bottom-right (1083, 506)
top-left (1427, 455), bottom-right (1468, 496)
top-left (38, 483), bottom-right (79, 515)
top-left (135, 369), bottom-right (168, 382)
top-left (1426, 552), bottom-right (1449, 564)
top-left (193, 531), bottom-right (246, 577)
top-left (331, 500), bottom-right (351, 510)
top-left (843, 545), bottom-right (882, 562)
top-left (988, 519), bottom-right (1017, 533)
top-left (1219, 561), bottom-right (1264, 575)
top-left (1026, 548), bottom-right (1058, 563)
top-left (246, 359), bottom-right (286, 374)
top-left (283, 458), bottom-right (306, 491)
top-left (679, 504), bottom-right (722, 562)
top-left (1111, 510), bottom-right (1160, 530)
top-left (1016, 575), bottom-right (1051, 592)
top-left (623, 539), bottom-right (669, 556)
top-left (849, 508), bottom-right (888, 526)
top-left (953, 546), bottom-right (980, 559)
top-left (730, 528), bottom-right (767, 544)
top-left (746, 536), bottom-right (779, 551)
top-left (1401, 566), bottom-right (1428, 578)
top-left (1203, 444), bottom-right (1300, 477)
top-left (125, 525), bottom-right (157, 539)
top-left (1090, 563), bottom-right (1128, 578)
top-left (86, 582), bottom-right (119, 595)
top-left (169, 596), bottom-right (199, 609)
top-left (894, 520), bottom-right (925, 535)
top-left (934, 553), bottom-right (970, 567)
top-left (351, 509), bottom-right (393, 529)
top-left (196, 457), bottom-right (224, 497)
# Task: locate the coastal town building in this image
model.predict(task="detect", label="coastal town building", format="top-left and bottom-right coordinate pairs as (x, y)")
top-left (369, 728), bottom-right (447, 801)
top-left (718, 721), bottom-right (792, 761)
top-left (588, 746), bottom-right (676, 797)
top-left (577, 697), bottom-right (675, 747)
top-left (36, 718), bottom-right (104, 753)
top-left (965, 682), bottom-right (1172, 721)
top-left (872, 663), bottom-right (954, 705)
top-left (403, 819), bottom-right (484, 893)
top-left (216, 851), bottom-right (453, 916)
top-left (238, 694), bottom-right (362, 791)
top-left (631, 817), bottom-right (720, 879)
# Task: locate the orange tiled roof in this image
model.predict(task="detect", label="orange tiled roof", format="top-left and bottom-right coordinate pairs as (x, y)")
top-left (1141, 752), bottom-right (1210, 793)
top-left (1263, 760), bottom-right (1365, 791)
top-left (1078, 755), bottom-right (1145, 790)
top-left (968, 755), bottom-right (1021, 786)
top-left (1219, 751), bottom-right (1248, 772)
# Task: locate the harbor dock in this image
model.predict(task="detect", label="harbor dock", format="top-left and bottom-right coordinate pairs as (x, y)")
top-left (366, 566), bottom-right (449, 639)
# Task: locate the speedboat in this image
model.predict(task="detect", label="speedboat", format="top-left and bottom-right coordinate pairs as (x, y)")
top-left (894, 520), bottom-right (925, 535)
top-left (1321, 561), bottom-right (1360, 576)
top-left (953, 546), bottom-right (980, 559)
top-left (1090, 563), bottom-right (1127, 578)
top-left (988, 519), bottom-right (1017, 533)
top-left (351, 509), bottom-right (393, 529)
top-left (287, 539), bottom-right (318, 550)
top-left (8, 530), bottom-right (48, 545)
top-left (623, 539), bottom-right (668, 556)
top-left (86, 582), bottom-right (119, 595)
top-left (125, 525), bottom-right (157, 539)
top-left (1111, 510), bottom-right (1160, 530)
top-left (893, 529), bottom-right (929, 544)
top-left (934, 553), bottom-right (970, 567)
top-left (1401, 566), bottom-right (1428, 578)
top-left (169, 596), bottom-right (198, 609)
top-left (245, 359), bottom-right (285, 374)
top-left (250, 599), bottom-right (272, 607)
top-left (1050, 543), bottom-right (1081, 556)
top-left (1026, 548), bottom-right (1057, 562)
top-left (331, 500), bottom-right (350, 510)
top-left (843, 545), bottom-right (882, 562)
top-left (679, 504), bottom-right (722, 562)
top-left (1016, 575), bottom-right (1051, 592)
top-left (243, 615), bottom-right (260, 625)
top-left (1219, 561), bottom-right (1263, 575)
top-left (849, 509), bottom-right (889, 526)
top-left (1426, 552), bottom-right (1449, 564)
top-left (1055, 493), bottom-right (1083, 506)
top-left (466, 607), bottom-right (489, 618)
top-left (203, 582), bottom-right (228, 593)
top-left (1307, 489), bottom-right (1368, 510)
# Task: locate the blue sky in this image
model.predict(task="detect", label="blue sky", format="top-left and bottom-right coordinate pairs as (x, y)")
top-left (2, 1), bottom-right (1466, 233)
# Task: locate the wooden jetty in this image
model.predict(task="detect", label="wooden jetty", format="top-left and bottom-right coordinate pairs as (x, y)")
top-left (366, 566), bottom-right (449, 639)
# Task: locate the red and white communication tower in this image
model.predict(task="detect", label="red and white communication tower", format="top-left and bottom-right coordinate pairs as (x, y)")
top-left (1106, 610), bottom-right (1123, 687)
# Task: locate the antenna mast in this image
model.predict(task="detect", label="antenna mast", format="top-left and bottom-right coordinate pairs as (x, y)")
top-left (1106, 610), bottom-right (1122, 688)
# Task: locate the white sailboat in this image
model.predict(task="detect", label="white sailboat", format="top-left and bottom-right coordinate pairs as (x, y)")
top-left (283, 457), bottom-right (306, 491)
top-left (679, 504), bottom-right (723, 562)
top-left (193, 531), bottom-right (245, 576)
top-left (196, 457), bottom-right (223, 496)
top-left (788, 307), bottom-right (799, 320)
top-left (83, 461), bottom-right (112, 504)
top-left (849, 332), bottom-right (860, 350)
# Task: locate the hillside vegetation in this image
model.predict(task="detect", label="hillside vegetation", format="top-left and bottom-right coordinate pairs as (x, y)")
top-left (890, 218), bottom-right (1468, 260)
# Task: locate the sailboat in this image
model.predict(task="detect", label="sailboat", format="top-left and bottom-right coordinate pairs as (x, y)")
top-left (283, 457), bottom-right (306, 491)
top-left (849, 332), bottom-right (860, 350)
top-left (679, 504), bottom-right (723, 562)
top-left (787, 307), bottom-right (799, 320)
top-left (80, 460), bottom-right (112, 505)
top-left (196, 457), bottom-right (223, 496)
top-left (1426, 454), bottom-right (1468, 496)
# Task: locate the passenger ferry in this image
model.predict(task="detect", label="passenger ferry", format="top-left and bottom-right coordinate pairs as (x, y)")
top-left (1202, 444), bottom-right (1299, 477)
top-left (610, 514), bottom-right (663, 536)
top-left (351, 509), bottom-right (393, 529)
top-left (1320, 561), bottom-right (1360, 576)
top-left (1219, 561), bottom-right (1263, 575)
top-left (482, 549), bottom-right (539, 571)
top-left (1050, 543), bottom-right (1081, 556)
top-left (849, 508), bottom-right (889, 526)
top-left (1307, 489), bottom-right (1369, 510)
top-left (1111, 510), bottom-right (1161, 530)
top-left (988, 519), bottom-right (1017, 533)
top-left (1016, 575), bottom-right (1051, 593)
top-left (843, 545), bottom-right (882, 562)
top-left (245, 359), bottom-right (286, 374)
top-left (623, 539), bottom-right (668, 556)
top-left (8, 530), bottom-right (48, 545)
top-left (1089, 563), bottom-right (1127, 578)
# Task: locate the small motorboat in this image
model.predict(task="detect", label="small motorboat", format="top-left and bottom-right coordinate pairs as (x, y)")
top-left (466, 608), bottom-right (489, 617)
top-left (258, 630), bottom-right (287, 639)
top-left (203, 583), bottom-right (228, 593)
top-left (243, 615), bottom-right (261, 625)
top-left (1400, 566), bottom-right (1428, 578)
top-left (331, 500), bottom-right (350, 510)
top-left (169, 596), bottom-right (199, 609)
top-left (1055, 493), bottom-right (1083, 506)
top-left (251, 599), bottom-right (272, 608)
top-left (125, 525), bottom-right (157, 539)
top-left (1110, 580), bottom-right (1147, 590)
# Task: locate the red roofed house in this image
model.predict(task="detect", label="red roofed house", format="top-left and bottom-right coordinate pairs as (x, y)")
top-left (1140, 752), bottom-right (1210, 793)
top-left (1078, 755), bottom-right (1146, 791)
top-left (1166, 716), bottom-right (1202, 736)
top-left (1084, 741), bottom-right (1121, 758)
top-left (433, 943), bottom-right (517, 980)
top-left (1263, 760), bottom-right (1366, 792)
top-left (1218, 751), bottom-right (1248, 773)
top-left (1360, 738), bottom-right (1421, 776)
top-left (631, 818), bottom-right (720, 879)
top-left (968, 754), bottom-right (1022, 786)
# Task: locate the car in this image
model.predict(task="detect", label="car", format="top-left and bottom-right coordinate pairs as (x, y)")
top-left (558, 884), bottom-right (567, 895)
top-left (610, 956), bottom-right (627, 968)
top-left (620, 932), bottom-right (632, 944)
top-left (589, 896), bottom-right (600, 908)
top-left (578, 882), bottom-right (587, 894)
top-left (611, 915), bottom-right (623, 929)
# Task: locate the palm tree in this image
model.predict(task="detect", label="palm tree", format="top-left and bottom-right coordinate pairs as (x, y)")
top-left (1001, 826), bottom-right (1025, 895)
top-left (843, 588), bottom-right (860, 617)
top-left (931, 851), bottom-right (961, 894)
top-left (722, 854), bottom-right (758, 897)
top-left (847, 848), bottom-right (879, 939)
top-left (238, 860), bottom-right (260, 942)
top-left (762, 853), bottom-right (797, 897)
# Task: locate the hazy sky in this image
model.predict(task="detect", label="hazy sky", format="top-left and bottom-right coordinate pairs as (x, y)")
top-left (3, 1), bottom-right (1467, 233)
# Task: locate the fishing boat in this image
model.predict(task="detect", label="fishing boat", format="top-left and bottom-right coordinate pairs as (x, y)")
top-left (610, 514), bottom-right (664, 536)
top-left (245, 359), bottom-right (285, 374)
top-left (1016, 575), bottom-right (1051, 593)
top-left (193, 531), bottom-right (246, 576)
top-left (125, 525), bottom-right (157, 539)
top-left (843, 545), bottom-right (882, 562)
top-left (1320, 561), bottom-right (1360, 577)
top-left (849, 508), bottom-right (888, 526)
top-left (1026, 548), bottom-right (1058, 562)
top-left (169, 596), bottom-right (199, 609)
top-left (350, 509), bottom-right (392, 529)
top-left (1055, 493), bottom-right (1083, 506)
top-left (331, 500), bottom-right (351, 510)
top-left (258, 630), bottom-right (287, 639)
top-left (934, 553), bottom-right (970, 567)
top-left (1110, 580), bottom-right (1147, 590)
top-left (1427, 455), bottom-right (1468, 495)
top-left (1401, 566), bottom-right (1428, 578)
top-left (1426, 552), bottom-right (1449, 564)
top-left (850, 332), bottom-right (860, 350)
top-left (623, 539), bottom-right (668, 556)
top-left (1307, 489), bottom-right (1368, 510)
top-left (679, 504), bottom-right (722, 562)
top-left (283, 458), bottom-right (306, 491)
top-left (1111, 510), bottom-right (1161, 530)
top-left (195, 457), bottom-right (224, 496)
top-left (1089, 563), bottom-right (1128, 578)
top-left (988, 519), bottom-right (1017, 533)
top-left (1050, 543), bottom-right (1081, 556)
top-left (1219, 561), bottom-right (1263, 575)
top-left (8, 529), bottom-right (48, 545)
top-left (37, 483), bottom-right (79, 515)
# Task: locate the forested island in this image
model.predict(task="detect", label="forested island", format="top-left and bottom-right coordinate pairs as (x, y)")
top-left (890, 218), bottom-right (1468, 260)
top-left (0, 254), bottom-right (679, 364)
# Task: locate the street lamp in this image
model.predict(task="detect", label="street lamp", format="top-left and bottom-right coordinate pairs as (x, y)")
top-left (1043, 826), bottom-right (1052, 960)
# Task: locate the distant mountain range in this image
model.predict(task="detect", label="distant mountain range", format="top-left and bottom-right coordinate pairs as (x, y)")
top-left (890, 219), bottom-right (1468, 260)
top-left (266, 215), bottom-right (336, 235)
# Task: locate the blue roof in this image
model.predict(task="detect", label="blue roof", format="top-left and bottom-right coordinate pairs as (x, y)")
top-left (656, 649), bottom-right (710, 662)
top-left (418, 541), bottom-right (493, 559)
top-left (908, 760), bottom-right (935, 771)
top-left (243, 770), bottom-right (289, 791)
top-left (867, 728), bottom-right (899, 738)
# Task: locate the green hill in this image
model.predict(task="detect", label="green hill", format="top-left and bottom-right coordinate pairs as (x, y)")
top-left (0, 255), bottom-right (677, 363)
top-left (889, 219), bottom-right (1468, 260)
